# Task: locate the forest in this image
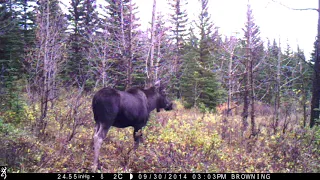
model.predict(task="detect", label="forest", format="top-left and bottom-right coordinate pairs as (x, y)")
top-left (0, 0), bottom-right (319, 173)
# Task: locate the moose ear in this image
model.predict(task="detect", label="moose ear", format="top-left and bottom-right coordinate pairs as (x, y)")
top-left (160, 88), bottom-right (167, 95)
top-left (154, 80), bottom-right (161, 92)
top-left (154, 80), bottom-right (168, 95)
top-left (154, 80), bottom-right (161, 88)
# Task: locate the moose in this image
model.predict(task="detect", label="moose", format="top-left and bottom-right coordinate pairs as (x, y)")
top-left (91, 82), bottom-right (173, 171)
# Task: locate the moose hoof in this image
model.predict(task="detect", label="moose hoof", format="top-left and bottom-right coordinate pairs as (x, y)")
top-left (92, 166), bottom-right (97, 172)
top-left (140, 137), bottom-right (144, 143)
top-left (134, 142), bottom-right (139, 150)
top-left (92, 163), bottom-right (101, 172)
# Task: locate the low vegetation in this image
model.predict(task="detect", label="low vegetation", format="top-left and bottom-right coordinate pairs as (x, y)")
top-left (1, 92), bottom-right (319, 173)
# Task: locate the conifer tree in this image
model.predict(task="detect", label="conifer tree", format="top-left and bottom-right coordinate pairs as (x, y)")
top-left (66, 0), bottom-right (100, 88)
top-left (242, 3), bottom-right (263, 136)
top-left (310, 0), bottom-right (320, 128)
top-left (102, 0), bottom-right (141, 90)
top-left (293, 47), bottom-right (312, 127)
top-left (0, 0), bottom-right (35, 116)
top-left (181, 0), bottom-right (224, 111)
top-left (168, 0), bottom-right (188, 98)
top-left (181, 28), bottom-right (200, 108)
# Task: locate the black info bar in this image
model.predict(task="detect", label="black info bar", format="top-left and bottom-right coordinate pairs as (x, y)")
top-left (1, 173), bottom-right (319, 180)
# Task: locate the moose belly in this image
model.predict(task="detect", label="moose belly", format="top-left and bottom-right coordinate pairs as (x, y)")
top-left (112, 112), bottom-right (146, 128)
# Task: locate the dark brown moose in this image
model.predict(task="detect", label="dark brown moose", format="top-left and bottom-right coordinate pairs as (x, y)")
top-left (91, 83), bottom-right (173, 171)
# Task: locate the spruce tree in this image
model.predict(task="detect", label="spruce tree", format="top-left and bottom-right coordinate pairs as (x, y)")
top-left (293, 47), bottom-right (312, 127)
top-left (102, 0), bottom-right (141, 90)
top-left (66, 0), bottom-right (100, 89)
top-left (259, 39), bottom-right (279, 105)
top-left (181, 28), bottom-right (200, 108)
top-left (168, 0), bottom-right (188, 98)
top-left (195, 0), bottom-right (223, 110)
top-left (242, 3), bottom-right (263, 135)
top-left (0, 0), bottom-right (35, 117)
top-left (181, 0), bottom-right (224, 111)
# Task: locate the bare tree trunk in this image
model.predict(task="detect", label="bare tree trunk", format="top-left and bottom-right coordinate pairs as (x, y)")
top-left (310, 0), bottom-right (320, 128)
top-left (86, 27), bottom-right (113, 88)
top-left (38, 1), bottom-right (51, 136)
top-left (155, 33), bottom-right (161, 81)
top-left (274, 41), bottom-right (281, 134)
top-left (194, 79), bottom-right (198, 107)
top-left (242, 43), bottom-right (250, 133)
top-left (227, 52), bottom-right (233, 117)
top-left (146, 0), bottom-right (157, 88)
top-left (226, 37), bottom-right (237, 117)
top-left (120, 0), bottom-right (126, 51)
top-left (119, 0), bottom-right (129, 89)
top-left (126, 0), bottom-right (133, 89)
top-left (299, 50), bottom-right (307, 127)
top-left (25, 0), bottom-right (66, 137)
top-left (66, 87), bottom-right (85, 142)
top-left (102, 41), bottom-right (107, 88)
top-left (250, 48), bottom-right (255, 136)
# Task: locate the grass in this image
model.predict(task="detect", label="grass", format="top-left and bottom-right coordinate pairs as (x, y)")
top-left (0, 93), bottom-right (319, 173)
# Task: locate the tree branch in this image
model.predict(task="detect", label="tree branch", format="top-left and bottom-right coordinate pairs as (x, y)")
top-left (271, 0), bottom-right (318, 11)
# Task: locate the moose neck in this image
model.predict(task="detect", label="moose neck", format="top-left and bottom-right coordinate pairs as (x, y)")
top-left (142, 87), bottom-right (160, 113)
top-left (146, 95), bottom-right (159, 113)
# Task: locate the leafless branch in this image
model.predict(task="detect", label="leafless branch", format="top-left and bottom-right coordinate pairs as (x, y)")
top-left (271, 0), bottom-right (318, 11)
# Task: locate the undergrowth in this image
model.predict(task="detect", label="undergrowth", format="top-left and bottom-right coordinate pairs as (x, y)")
top-left (0, 92), bottom-right (319, 173)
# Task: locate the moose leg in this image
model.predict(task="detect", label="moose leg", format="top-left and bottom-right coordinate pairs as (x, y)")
top-left (92, 123), bottom-right (99, 148)
top-left (93, 123), bottom-right (109, 171)
top-left (133, 126), bottom-right (144, 150)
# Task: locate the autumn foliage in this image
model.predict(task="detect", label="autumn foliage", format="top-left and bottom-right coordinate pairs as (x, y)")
top-left (0, 92), bottom-right (319, 173)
